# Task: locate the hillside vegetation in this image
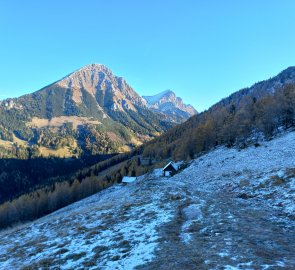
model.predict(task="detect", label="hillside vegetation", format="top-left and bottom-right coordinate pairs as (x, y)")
top-left (143, 84), bottom-right (295, 160)
top-left (0, 151), bottom-right (145, 229)
top-left (0, 154), bottom-right (117, 204)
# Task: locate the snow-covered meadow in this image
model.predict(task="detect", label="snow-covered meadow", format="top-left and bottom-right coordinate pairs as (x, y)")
top-left (0, 132), bottom-right (295, 269)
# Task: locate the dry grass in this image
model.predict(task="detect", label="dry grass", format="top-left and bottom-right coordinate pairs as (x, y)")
top-left (92, 245), bottom-right (109, 260)
top-left (107, 132), bottom-right (120, 142)
top-left (56, 241), bottom-right (71, 249)
top-left (27, 116), bottom-right (101, 130)
top-left (239, 179), bottom-right (250, 187)
top-left (110, 255), bottom-right (121, 261)
top-left (55, 248), bottom-right (69, 255)
top-left (75, 225), bottom-right (88, 233)
top-left (285, 168), bottom-right (295, 179)
top-left (270, 175), bottom-right (285, 186)
top-left (85, 230), bottom-right (99, 239)
top-left (0, 139), bottom-right (13, 148)
top-left (21, 258), bottom-right (54, 270)
top-left (12, 135), bottom-right (28, 146)
top-left (38, 146), bottom-right (73, 158)
top-left (65, 252), bottom-right (86, 261)
top-left (82, 260), bottom-right (97, 268)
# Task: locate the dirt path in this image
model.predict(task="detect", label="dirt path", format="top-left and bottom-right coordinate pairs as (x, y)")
top-left (139, 186), bottom-right (295, 270)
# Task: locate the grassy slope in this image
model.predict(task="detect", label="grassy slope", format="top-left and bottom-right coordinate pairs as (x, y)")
top-left (0, 132), bottom-right (294, 269)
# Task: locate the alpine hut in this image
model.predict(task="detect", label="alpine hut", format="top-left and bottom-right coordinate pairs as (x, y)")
top-left (162, 161), bottom-right (177, 177)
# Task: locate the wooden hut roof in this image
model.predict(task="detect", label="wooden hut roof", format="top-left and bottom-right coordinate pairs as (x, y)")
top-left (163, 161), bottom-right (177, 171)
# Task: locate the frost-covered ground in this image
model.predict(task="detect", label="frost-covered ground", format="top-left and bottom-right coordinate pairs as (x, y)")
top-left (0, 132), bottom-right (295, 269)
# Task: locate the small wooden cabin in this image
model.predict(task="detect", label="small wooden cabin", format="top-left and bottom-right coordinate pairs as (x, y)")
top-left (122, 176), bottom-right (137, 184)
top-left (163, 161), bottom-right (177, 177)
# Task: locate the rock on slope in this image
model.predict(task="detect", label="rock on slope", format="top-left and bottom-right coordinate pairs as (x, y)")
top-left (0, 132), bottom-right (295, 269)
top-left (143, 90), bottom-right (197, 123)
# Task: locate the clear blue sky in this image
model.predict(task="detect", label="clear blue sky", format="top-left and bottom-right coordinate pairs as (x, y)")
top-left (0, 1), bottom-right (295, 111)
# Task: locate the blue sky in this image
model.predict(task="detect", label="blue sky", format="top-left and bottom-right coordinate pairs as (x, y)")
top-left (0, 1), bottom-right (295, 111)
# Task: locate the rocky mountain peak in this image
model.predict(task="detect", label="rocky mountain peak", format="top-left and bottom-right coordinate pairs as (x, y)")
top-left (56, 63), bottom-right (114, 94)
top-left (54, 63), bottom-right (146, 109)
top-left (143, 90), bottom-right (197, 123)
top-left (143, 90), bottom-right (175, 105)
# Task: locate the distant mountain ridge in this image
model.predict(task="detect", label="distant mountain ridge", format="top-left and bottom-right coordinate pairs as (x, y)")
top-left (0, 64), bottom-right (194, 158)
top-left (143, 66), bottom-right (295, 160)
top-left (143, 90), bottom-right (197, 122)
top-left (215, 66), bottom-right (295, 109)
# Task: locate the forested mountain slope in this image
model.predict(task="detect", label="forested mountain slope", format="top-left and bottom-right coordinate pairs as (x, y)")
top-left (143, 67), bottom-right (295, 160)
top-left (0, 64), bottom-right (181, 158)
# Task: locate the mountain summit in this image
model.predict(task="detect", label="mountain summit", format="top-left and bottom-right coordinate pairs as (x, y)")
top-left (0, 64), bottom-right (179, 157)
top-left (55, 63), bottom-right (146, 111)
top-left (143, 90), bottom-right (197, 122)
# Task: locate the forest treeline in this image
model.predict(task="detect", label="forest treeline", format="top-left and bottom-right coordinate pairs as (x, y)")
top-left (0, 154), bottom-right (117, 203)
top-left (0, 149), bottom-right (151, 229)
top-left (143, 84), bottom-right (295, 160)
